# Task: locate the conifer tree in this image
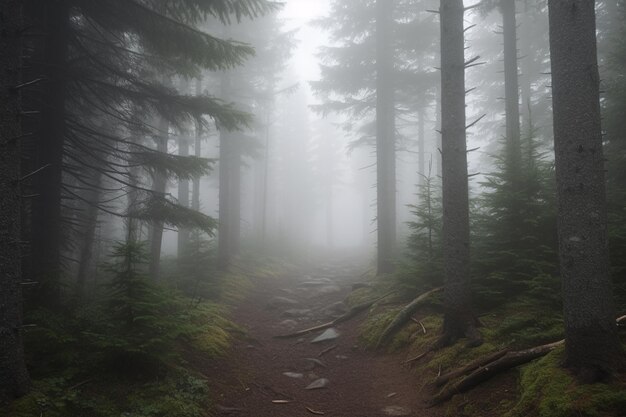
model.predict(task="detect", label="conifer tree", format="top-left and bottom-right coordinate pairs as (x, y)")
top-left (548, 0), bottom-right (623, 380)
top-left (0, 0), bottom-right (31, 400)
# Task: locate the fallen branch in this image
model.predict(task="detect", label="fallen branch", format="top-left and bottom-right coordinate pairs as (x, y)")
top-left (376, 287), bottom-right (442, 349)
top-left (433, 349), bottom-right (508, 387)
top-left (274, 291), bottom-right (395, 339)
top-left (429, 340), bottom-right (563, 406)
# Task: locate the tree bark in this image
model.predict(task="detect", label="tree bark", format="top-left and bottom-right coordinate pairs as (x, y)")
top-left (229, 134), bottom-right (241, 255)
top-left (439, 0), bottom-right (477, 346)
top-left (31, 0), bottom-right (70, 306)
top-left (376, 0), bottom-right (396, 274)
top-left (192, 77), bottom-right (202, 212)
top-left (217, 72), bottom-right (232, 270)
top-left (148, 118), bottom-right (169, 280)
top-left (548, 0), bottom-right (623, 380)
top-left (75, 168), bottom-right (103, 301)
top-left (0, 0), bottom-right (31, 400)
top-left (177, 134), bottom-right (190, 256)
top-left (501, 0), bottom-right (522, 177)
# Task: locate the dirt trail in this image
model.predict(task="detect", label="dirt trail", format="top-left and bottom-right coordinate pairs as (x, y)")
top-left (205, 260), bottom-right (445, 417)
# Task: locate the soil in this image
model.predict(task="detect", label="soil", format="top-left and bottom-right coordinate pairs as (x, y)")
top-left (200, 258), bottom-right (517, 417)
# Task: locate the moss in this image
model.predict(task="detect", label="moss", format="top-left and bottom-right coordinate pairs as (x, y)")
top-left (507, 348), bottom-right (626, 417)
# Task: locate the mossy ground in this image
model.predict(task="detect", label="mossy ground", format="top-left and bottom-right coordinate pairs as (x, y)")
top-left (354, 275), bottom-right (626, 417)
top-left (4, 256), bottom-right (290, 417)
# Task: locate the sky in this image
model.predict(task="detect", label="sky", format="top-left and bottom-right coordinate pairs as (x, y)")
top-left (279, 0), bottom-right (330, 86)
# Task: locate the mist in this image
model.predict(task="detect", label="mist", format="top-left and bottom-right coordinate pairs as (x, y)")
top-left (1, 0), bottom-right (625, 415)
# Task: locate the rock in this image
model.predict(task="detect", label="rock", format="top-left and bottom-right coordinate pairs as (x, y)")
top-left (305, 378), bottom-right (330, 390)
top-left (283, 372), bottom-right (304, 379)
top-left (382, 406), bottom-right (412, 416)
top-left (304, 358), bottom-right (327, 369)
top-left (267, 296), bottom-right (299, 308)
top-left (311, 328), bottom-right (340, 343)
top-left (335, 355), bottom-right (348, 360)
top-left (278, 319), bottom-right (298, 328)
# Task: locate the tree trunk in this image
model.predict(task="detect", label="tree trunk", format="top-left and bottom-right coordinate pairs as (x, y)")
top-left (217, 73), bottom-right (232, 270)
top-left (75, 168), bottom-right (103, 301)
top-left (0, 0), bottom-right (31, 400)
top-left (192, 77), bottom-right (202, 212)
top-left (417, 105), bottom-right (426, 188)
top-left (439, 0), bottom-right (477, 346)
top-left (501, 0), bottom-right (522, 177)
top-left (229, 135), bottom-right (241, 255)
top-left (519, 0), bottom-right (534, 135)
top-left (376, 0), bottom-right (396, 274)
top-left (148, 118), bottom-right (169, 280)
top-left (31, 0), bottom-right (70, 307)
top-left (177, 134), bottom-right (190, 256)
top-left (548, 0), bottom-right (623, 380)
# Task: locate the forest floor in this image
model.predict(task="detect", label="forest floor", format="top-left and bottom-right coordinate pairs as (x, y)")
top-left (196, 257), bottom-right (514, 417)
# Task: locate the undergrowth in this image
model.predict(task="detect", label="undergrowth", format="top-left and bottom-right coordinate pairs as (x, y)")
top-left (3, 241), bottom-right (288, 417)
top-left (354, 266), bottom-right (625, 417)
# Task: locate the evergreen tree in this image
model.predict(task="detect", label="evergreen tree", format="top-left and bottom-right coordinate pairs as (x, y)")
top-left (438, 0), bottom-right (480, 347)
top-left (0, 0), bottom-right (31, 401)
top-left (20, 0), bottom-right (278, 302)
top-left (548, 0), bottom-right (623, 380)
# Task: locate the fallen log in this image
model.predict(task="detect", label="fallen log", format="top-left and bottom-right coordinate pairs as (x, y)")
top-left (376, 287), bottom-right (442, 349)
top-left (429, 340), bottom-right (564, 406)
top-left (433, 349), bottom-right (509, 387)
top-left (274, 291), bottom-right (395, 339)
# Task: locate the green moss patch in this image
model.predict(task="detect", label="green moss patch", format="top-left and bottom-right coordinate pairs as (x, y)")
top-left (507, 348), bottom-right (626, 417)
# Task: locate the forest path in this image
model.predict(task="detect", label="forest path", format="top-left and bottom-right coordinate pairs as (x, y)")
top-left (204, 257), bottom-right (444, 417)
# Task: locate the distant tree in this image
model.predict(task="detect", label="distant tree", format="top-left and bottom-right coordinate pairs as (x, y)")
top-left (376, 0), bottom-right (397, 273)
top-left (0, 0), bottom-right (31, 400)
top-left (548, 0), bottom-right (623, 380)
top-left (21, 0), bottom-right (277, 302)
top-left (438, 0), bottom-right (480, 347)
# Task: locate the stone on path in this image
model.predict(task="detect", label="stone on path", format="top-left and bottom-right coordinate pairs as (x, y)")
top-left (305, 378), bottom-right (330, 390)
top-left (303, 358), bottom-right (327, 369)
top-left (278, 319), bottom-right (298, 328)
top-left (382, 406), bottom-right (412, 416)
top-left (282, 372), bottom-right (304, 379)
top-left (311, 328), bottom-right (340, 343)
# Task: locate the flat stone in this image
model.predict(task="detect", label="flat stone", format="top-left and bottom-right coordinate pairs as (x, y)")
top-left (311, 328), bottom-right (340, 343)
top-left (278, 319), bottom-right (298, 328)
top-left (305, 378), bottom-right (329, 390)
top-left (283, 372), bottom-right (304, 379)
top-left (382, 406), bottom-right (412, 416)
top-left (304, 358), bottom-right (327, 369)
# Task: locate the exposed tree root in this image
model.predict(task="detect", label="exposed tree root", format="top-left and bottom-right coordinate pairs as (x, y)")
top-left (375, 287), bottom-right (442, 349)
top-left (273, 291), bottom-right (395, 339)
top-left (429, 340), bottom-right (564, 406)
top-left (430, 314), bottom-right (626, 404)
top-left (433, 349), bottom-right (508, 387)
